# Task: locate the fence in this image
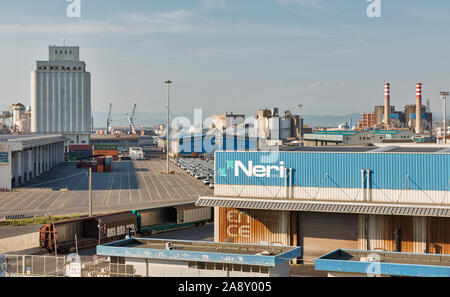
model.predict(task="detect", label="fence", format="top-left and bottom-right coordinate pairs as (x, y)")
top-left (1, 254), bottom-right (136, 277)
top-left (3, 254), bottom-right (66, 277)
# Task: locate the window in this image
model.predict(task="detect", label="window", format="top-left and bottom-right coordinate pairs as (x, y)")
top-left (251, 266), bottom-right (260, 273)
top-left (65, 51), bottom-right (67, 54)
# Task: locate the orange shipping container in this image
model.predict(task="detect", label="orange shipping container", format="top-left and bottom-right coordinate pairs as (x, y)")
top-left (94, 150), bottom-right (118, 157)
top-left (97, 165), bottom-right (104, 173)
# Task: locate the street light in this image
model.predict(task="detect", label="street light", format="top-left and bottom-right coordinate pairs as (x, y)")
top-left (441, 91), bottom-right (449, 144)
top-left (165, 80), bottom-right (172, 173)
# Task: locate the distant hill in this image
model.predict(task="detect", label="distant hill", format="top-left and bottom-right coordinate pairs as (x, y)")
top-left (302, 113), bottom-right (361, 128)
top-left (92, 110), bottom-right (361, 129)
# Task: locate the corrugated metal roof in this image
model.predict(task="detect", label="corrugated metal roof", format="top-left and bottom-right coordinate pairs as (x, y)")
top-left (196, 197), bottom-right (450, 217)
top-left (281, 146), bottom-right (375, 152)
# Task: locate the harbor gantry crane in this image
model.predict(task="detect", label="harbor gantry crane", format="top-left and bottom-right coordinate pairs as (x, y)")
top-left (126, 103), bottom-right (137, 135)
top-left (106, 103), bottom-right (112, 134)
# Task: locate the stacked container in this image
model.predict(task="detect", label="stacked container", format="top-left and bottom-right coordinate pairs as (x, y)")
top-left (104, 156), bottom-right (113, 172)
top-left (94, 145), bottom-right (119, 161)
top-left (91, 161), bottom-right (97, 172)
top-left (69, 144), bottom-right (93, 161)
top-left (97, 156), bottom-right (105, 173)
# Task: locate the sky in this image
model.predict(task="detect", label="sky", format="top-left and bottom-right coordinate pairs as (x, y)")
top-left (1, 0), bottom-right (450, 122)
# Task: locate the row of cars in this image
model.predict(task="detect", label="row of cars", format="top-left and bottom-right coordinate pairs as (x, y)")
top-left (171, 158), bottom-right (215, 188)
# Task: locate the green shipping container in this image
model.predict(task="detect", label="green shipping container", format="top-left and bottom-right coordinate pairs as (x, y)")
top-left (94, 145), bottom-right (118, 150)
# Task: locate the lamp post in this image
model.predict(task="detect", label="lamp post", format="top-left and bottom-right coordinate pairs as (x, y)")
top-left (165, 80), bottom-right (172, 173)
top-left (441, 92), bottom-right (449, 144)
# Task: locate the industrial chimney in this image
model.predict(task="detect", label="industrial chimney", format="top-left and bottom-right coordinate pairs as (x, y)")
top-left (384, 83), bottom-right (390, 126)
top-left (416, 83), bottom-right (422, 134)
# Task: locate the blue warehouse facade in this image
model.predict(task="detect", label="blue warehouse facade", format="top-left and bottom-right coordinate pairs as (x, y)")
top-left (197, 146), bottom-right (450, 263)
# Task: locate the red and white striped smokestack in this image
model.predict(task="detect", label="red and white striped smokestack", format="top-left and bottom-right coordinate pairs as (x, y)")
top-left (384, 83), bottom-right (390, 126)
top-left (416, 83), bottom-right (422, 134)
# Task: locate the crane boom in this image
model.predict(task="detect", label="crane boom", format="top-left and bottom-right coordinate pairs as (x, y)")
top-left (106, 103), bottom-right (112, 134)
top-left (127, 104), bottom-right (137, 135)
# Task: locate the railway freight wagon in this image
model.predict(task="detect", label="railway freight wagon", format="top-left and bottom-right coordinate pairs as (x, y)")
top-left (40, 211), bottom-right (137, 253)
top-left (132, 203), bottom-right (212, 234)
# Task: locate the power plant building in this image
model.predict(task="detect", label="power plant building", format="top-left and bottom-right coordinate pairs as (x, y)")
top-left (359, 83), bottom-right (432, 132)
top-left (31, 46), bottom-right (91, 151)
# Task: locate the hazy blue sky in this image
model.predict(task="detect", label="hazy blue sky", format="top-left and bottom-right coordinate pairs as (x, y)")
top-left (1, 0), bottom-right (450, 119)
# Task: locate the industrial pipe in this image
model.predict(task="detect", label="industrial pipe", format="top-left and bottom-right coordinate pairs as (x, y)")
top-left (290, 168), bottom-right (293, 198)
top-left (285, 168), bottom-right (288, 198)
top-left (361, 169), bottom-right (366, 201)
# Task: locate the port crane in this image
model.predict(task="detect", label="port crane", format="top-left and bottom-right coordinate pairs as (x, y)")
top-left (126, 104), bottom-right (137, 135)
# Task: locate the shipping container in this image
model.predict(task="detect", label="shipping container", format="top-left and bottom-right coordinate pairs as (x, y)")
top-left (175, 204), bottom-right (212, 224)
top-left (96, 156), bottom-right (105, 165)
top-left (132, 203), bottom-right (212, 234)
top-left (94, 149), bottom-right (119, 157)
top-left (105, 164), bottom-right (112, 172)
top-left (214, 151), bottom-right (450, 205)
top-left (97, 165), bottom-right (104, 173)
top-left (69, 144), bottom-right (93, 151)
top-left (69, 149), bottom-right (92, 161)
top-left (94, 145), bottom-right (118, 150)
top-left (104, 156), bottom-right (112, 165)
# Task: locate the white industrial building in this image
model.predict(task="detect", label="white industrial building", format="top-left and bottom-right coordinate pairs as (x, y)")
top-left (31, 45), bottom-right (91, 151)
top-left (0, 134), bottom-right (65, 190)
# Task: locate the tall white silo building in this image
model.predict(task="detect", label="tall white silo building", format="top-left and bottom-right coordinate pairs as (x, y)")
top-left (31, 45), bottom-right (91, 151)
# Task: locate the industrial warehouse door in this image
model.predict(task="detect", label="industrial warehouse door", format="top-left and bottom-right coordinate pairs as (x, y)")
top-left (218, 208), bottom-right (290, 246)
top-left (427, 217), bottom-right (450, 255)
top-left (358, 215), bottom-right (421, 253)
top-left (299, 212), bottom-right (358, 263)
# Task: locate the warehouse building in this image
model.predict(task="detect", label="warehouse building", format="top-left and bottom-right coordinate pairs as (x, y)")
top-left (197, 147), bottom-right (450, 263)
top-left (0, 134), bottom-right (66, 190)
top-left (97, 238), bottom-right (301, 277)
top-left (303, 130), bottom-right (415, 146)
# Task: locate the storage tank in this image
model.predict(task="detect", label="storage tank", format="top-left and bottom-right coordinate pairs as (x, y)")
top-left (268, 117), bottom-right (280, 140)
top-left (280, 118), bottom-right (291, 140)
top-left (256, 118), bottom-right (268, 139)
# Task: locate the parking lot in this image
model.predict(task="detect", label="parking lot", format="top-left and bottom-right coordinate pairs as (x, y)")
top-left (0, 159), bottom-right (213, 218)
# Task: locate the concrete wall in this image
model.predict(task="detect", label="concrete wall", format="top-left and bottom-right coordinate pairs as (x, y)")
top-left (124, 257), bottom-right (288, 277)
top-left (0, 232), bottom-right (40, 254)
